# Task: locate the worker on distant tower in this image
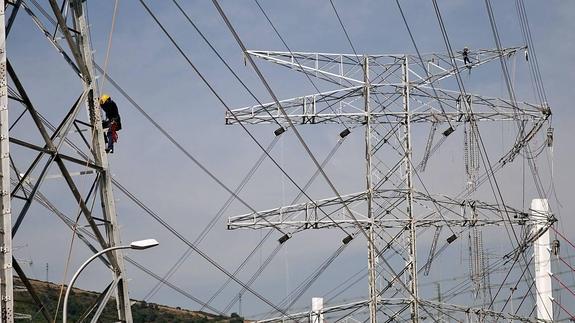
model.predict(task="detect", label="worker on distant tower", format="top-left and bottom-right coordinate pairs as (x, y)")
top-left (462, 47), bottom-right (472, 69)
top-left (99, 94), bottom-right (122, 153)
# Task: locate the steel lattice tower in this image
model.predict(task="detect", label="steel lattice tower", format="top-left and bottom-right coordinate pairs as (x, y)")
top-left (2, 1), bottom-right (133, 322)
top-left (225, 49), bottom-right (553, 322)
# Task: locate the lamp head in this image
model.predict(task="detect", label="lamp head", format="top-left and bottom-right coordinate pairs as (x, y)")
top-left (130, 239), bottom-right (159, 250)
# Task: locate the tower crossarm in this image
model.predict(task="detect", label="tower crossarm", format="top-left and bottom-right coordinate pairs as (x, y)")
top-left (246, 47), bottom-right (525, 87)
top-left (405, 46), bottom-right (525, 85)
top-left (254, 296), bottom-right (541, 323)
top-left (420, 300), bottom-right (542, 323)
top-left (246, 50), bottom-right (368, 85)
top-left (225, 85), bottom-right (366, 125)
top-left (411, 192), bottom-right (551, 228)
top-left (227, 189), bottom-right (545, 231)
top-left (408, 86), bottom-right (549, 123)
top-left (227, 190), bottom-right (372, 231)
top-left (225, 84), bottom-right (548, 125)
top-left (256, 298), bottom-right (411, 323)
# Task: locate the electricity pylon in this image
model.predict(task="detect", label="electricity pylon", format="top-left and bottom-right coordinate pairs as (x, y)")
top-left (3, 1), bottom-right (133, 322)
top-left (225, 48), bottom-right (552, 322)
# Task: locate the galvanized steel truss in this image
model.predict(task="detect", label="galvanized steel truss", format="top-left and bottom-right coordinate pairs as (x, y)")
top-left (225, 49), bottom-right (552, 322)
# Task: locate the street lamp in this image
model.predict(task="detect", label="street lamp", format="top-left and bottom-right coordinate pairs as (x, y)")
top-left (63, 239), bottom-right (159, 323)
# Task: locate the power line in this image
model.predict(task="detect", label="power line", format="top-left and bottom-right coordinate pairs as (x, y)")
top-left (133, 4), bottom-right (403, 309)
top-left (139, 0), bottom-right (354, 241)
top-left (482, 2), bottom-right (552, 317)
top-left (394, 0), bottom-right (454, 131)
top-left (210, 0), bottom-right (361, 241)
top-left (13, 22), bottom-right (286, 313)
top-left (254, 0), bottom-right (351, 130)
top-left (112, 178), bottom-right (292, 317)
top-left (431, 2), bottom-right (541, 315)
top-left (137, 0), bottom-right (358, 303)
top-left (92, 11), bottom-right (350, 316)
top-left (169, 0), bottom-right (284, 130)
top-left (328, 0), bottom-right (360, 59)
top-left (515, 0), bottom-right (548, 106)
top-left (206, 139), bottom-right (347, 312)
top-left (210, 1), bottom-right (444, 320)
top-left (143, 137), bottom-right (280, 301)
top-left (20, 98), bottom-right (228, 315)
top-left (16, 5), bottom-right (293, 313)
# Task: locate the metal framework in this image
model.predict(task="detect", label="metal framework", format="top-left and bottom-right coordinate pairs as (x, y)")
top-left (0, 3), bottom-right (13, 321)
top-left (3, 1), bottom-right (133, 322)
top-left (225, 49), bottom-right (553, 322)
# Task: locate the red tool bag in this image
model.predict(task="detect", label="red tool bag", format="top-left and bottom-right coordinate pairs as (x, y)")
top-left (111, 121), bottom-right (119, 143)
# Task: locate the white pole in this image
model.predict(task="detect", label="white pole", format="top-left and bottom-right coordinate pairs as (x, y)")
top-left (531, 199), bottom-right (553, 321)
top-left (311, 297), bottom-right (324, 323)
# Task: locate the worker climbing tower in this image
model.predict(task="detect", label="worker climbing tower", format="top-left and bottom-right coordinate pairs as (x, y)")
top-left (3, 1), bottom-right (133, 322)
top-left (224, 49), bottom-right (553, 322)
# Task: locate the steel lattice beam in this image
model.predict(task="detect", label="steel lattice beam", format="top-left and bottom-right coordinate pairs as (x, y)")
top-left (255, 297), bottom-right (545, 323)
top-left (243, 47), bottom-right (524, 86)
top-left (0, 3), bottom-right (14, 321)
top-left (227, 190), bottom-right (539, 230)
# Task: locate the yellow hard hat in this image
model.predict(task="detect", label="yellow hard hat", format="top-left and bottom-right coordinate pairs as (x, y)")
top-left (99, 94), bottom-right (110, 105)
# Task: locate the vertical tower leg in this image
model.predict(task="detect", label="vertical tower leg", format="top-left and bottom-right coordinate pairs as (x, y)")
top-left (69, 1), bottom-right (133, 321)
top-left (0, 4), bottom-right (13, 322)
top-left (531, 199), bottom-right (553, 321)
top-left (403, 57), bottom-right (419, 322)
top-left (363, 56), bottom-right (378, 323)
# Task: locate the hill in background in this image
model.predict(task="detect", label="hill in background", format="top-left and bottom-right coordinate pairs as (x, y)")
top-left (14, 277), bottom-right (243, 322)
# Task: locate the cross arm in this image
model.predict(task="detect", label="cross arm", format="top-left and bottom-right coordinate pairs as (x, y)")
top-left (227, 189), bottom-right (546, 231)
top-left (246, 47), bottom-right (526, 87)
top-left (224, 84), bottom-right (548, 126)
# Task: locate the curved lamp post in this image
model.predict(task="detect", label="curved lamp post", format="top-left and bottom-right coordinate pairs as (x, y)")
top-left (63, 239), bottom-right (159, 323)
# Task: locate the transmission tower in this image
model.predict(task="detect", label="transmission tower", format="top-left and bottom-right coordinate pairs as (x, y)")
top-left (225, 49), bottom-right (552, 322)
top-left (3, 1), bottom-right (133, 322)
